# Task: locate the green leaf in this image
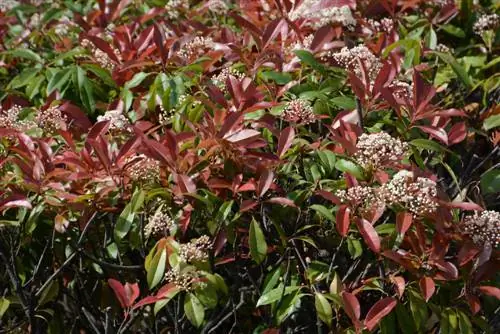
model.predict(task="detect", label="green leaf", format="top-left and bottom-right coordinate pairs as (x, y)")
top-left (317, 150), bottom-right (336, 175)
top-left (409, 290), bottom-right (428, 332)
top-left (184, 293), bottom-right (205, 328)
top-left (0, 220), bottom-right (20, 227)
top-left (262, 267), bottom-right (282, 294)
top-left (435, 52), bottom-right (472, 89)
top-left (147, 248), bottom-right (166, 289)
top-left (310, 204), bottom-right (335, 221)
top-left (315, 292), bottom-right (333, 327)
top-left (73, 66), bottom-right (95, 113)
top-left (249, 218), bottom-right (267, 264)
top-left (260, 71), bottom-right (292, 84)
top-left (347, 238), bottom-right (363, 259)
top-left (26, 75), bottom-right (45, 100)
top-left (380, 308), bottom-right (397, 334)
top-left (395, 303), bottom-right (416, 334)
top-left (441, 24), bottom-right (465, 38)
top-left (0, 297), bottom-right (10, 319)
top-left (480, 169), bottom-right (500, 194)
top-left (440, 308), bottom-right (458, 334)
top-left (47, 67), bottom-right (73, 94)
top-left (295, 50), bottom-right (326, 73)
top-left (457, 310), bottom-right (472, 334)
top-left (124, 72), bottom-right (149, 90)
top-left (153, 287), bottom-right (180, 315)
top-left (256, 285), bottom-right (300, 306)
top-left (331, 96), bottom-right (356, 109)
top-left (114, 205), bottom-right (134, 241)
top-left (195, 284), bottom-right (218, 308)
top-left (335, 159), bottom-right (365, 180)
top-left (8, 68), bottom-right (40, 89)
top-left (130, 189), bottom-right (145, 212)
top-left (410, 139), bottom-right (446, 153)
top-left (1, 48), bottom-right (42, 63)
top-left (483, 114), bottom-right (500, 131)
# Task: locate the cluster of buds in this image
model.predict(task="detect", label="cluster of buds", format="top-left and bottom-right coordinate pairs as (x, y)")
top-left (164, 0), bottom-right (189, 19)
top-left (97, 109), bottom-right (130, 132)
top-left (164, 267), bottom-right (205, 291)
top-left (434, 0), bottom-right (454, 7)
top-left (0, 105), bottom-right (38, 132)
top-left (335, 186), bottom-right (385, 215)
top-left (381, 170), bottom-right (438, 217)
top-left (282, 98), bottom-right (316, 125)
top-left (326, 45), bottom-right (382, 81)
top-left (208, 0), bottom-right (229, 14)
top-left (289, 2), bottom-right (356, 30)
top-left (179, 235), bottom-right (212, 263)
top-left (211, 68), bottom-right (245, 92)
top-left (366, 18), bottom-right (394, 34)
top-left (354, 132), bottom-right (409, 170)
top-left (435, 44), bottom-right (452, 53)
top-left (178, 36), bottom-right (214, 59)
top-left (462, 210), bottom-right (499, 248)
top-left (0, 0), bottom-right (18, 12)
top-left (144, 206), bottom-right (174, 237)
top-left (81, 39), bottom-right (120, 71)
top-left (125, 154), bottom-right (161, 184)
top-left (389, 80), bottom-right (413, 101)
top-left (473, 14), bottom-right (499, 35)
top-left (28, 13), bottom-right (41, 29)
top-left (285, 34), bottom-right (314, 58)
top-left (36, 105), bottom-right (67, 134)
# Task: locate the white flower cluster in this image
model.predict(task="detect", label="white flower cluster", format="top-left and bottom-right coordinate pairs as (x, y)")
top-left (435, 43), bottom-right (452, 53)
top-left (179, 235), bottom-right (212, 263)
top-left (164, 0), bottom-right (189, 19)
top-left (473, 14), bottom-right (500, 35)
top-left (81, 39), bottom-right (120, 71)
top-left (381, 170), bottom-right (438, 217)
top-left (125, 154), bottom-right (161, 184)
top-left (36, 105), bottom-right (67, 134)
top-left (325, 45), bottom-right (382, 81)
top-left (282, 98), bottom-right (316, 125)
top-left (290, 2), bottom-right (356, 30)
top-left (178, 36), bottom-right (214, 59)
top-left (208, 0), bottom-right (229, 14)
top-left (366, 18), bottom-right (394, 34)
top-left (462, 210), bottom-right (499, 248)
top-left (389, 80), bottom-right (413, 101)
top-left (164, 267), bottom-right (205, 291)
top-left (0, 0), bottom-right (18, 12)
top-left (211, 68), bottom-right (245, 92)
top-left (354, 132), bottom-right (409, 170)
top-left (335, 185), bottom-right (385, 214)
top-left (285, 34), bottom-right (314, 58)
top-left (144, 206), bottom-right (174, 237)
top-left (0, 105), bottom-right (38, 132)
top-left (434, 0), bottom-right (454, 6)
top-left (97, 109), bottom-right (130, 131)
top-left (28, 13), bottom-right (41, 29)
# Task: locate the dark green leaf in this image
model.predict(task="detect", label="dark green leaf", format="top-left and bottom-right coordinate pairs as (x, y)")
top-left (184, 293), bottom-right (205, 328)
top-left (249, 218), bottom-right (267, 264)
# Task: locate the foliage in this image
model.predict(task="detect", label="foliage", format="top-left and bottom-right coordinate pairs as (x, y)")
top-left (0, 0), bottom-right (499, 333)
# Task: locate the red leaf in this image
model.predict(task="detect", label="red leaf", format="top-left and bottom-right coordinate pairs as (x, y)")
top-left (131, 295), bottom-right (158, 310)
top-left (87, 121), bottom-right (111, 141)
top-left (316, 190), bottom-right (341, 205)
top-left (124, 282), bottom-right (140, 307)
top-left (391, 276), bottom-right (406, 298)
top-left (108, 279), bottom-right (128, 309)
top-left (448, 122), bottom-right (467, 145)
top-left (414, 125), bottom-right (448, 145)
top-left (467, 295), bottom-right (481, 315)
top-left (218, 111), bottom-right (244, 138)
top-left (0, 195), bottom-right (32, 211)
top-left (356, 218), bottom-right (381, 253)
top-left (262, 19), bottom-right (286, 49)
top-left (342, 292), bottom-right (361, 322)
top-left (457, 241), bottom-right (480, 266)
top-left (225, 129), bottom-right (260, 144)
top-left (277, 126), bottom-right (295, 158)
top-left (396, 212), bottom-right (413, 235)
top-left (257, 170), bottom-right (274, 198)
top-left (266, 197), bottom-right (296, 207)
top-left (478, 286), bottom-right (500, 300)
top-left (110, 0), bottom-right (133, 21)
top-left (364, 297), bottom-right (397, 331)
top-left (419, 277), bottom-right (435, 302)
top-left (440, 200), bottom-right (483, 211)
top-left (336, 205), bottom-right (350, 237)
top-left (240, 200), bottom-right (258, 213)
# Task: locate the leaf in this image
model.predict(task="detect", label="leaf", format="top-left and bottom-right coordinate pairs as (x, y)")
top-left (295, 50), bottom-right (326, 73)
top-left (315, 292), bottom-right (333, 327)
top-left (147, 248), bottom-right (167, 289)
top-left (335, 159), bottom-right (365, 180)
top-left (478, 286), bottom-right (500, 299)
top-left (396, 212), bottom-right (413, 235)
top-left (480, 169), bottom-right (500, 194)
top-left (256, 285), bottom-right (300, 307)
top-left (483, 114), bottom-right (500, 131)
top-left (448, 122), bottom-right (467, 145)
top-left (365, 297), bottom-right (398, 331)
top-left (0, 297), bottom-right (10, 319)
top-left (310, 204), bottom-right (335, 221)
top-left (391, 276), bottom-right (406, 298)
top-left (47, 67), bottom-right (73, 94)
top-left (435, 52), bottom-right (473, 89)
top-left (73, 66), bottom-right (95, 113)
top-left (277, 126), bottom-right (295, 158)
top-left (266, 197), bottom-right (296, 207)
top-left (410, 139), bottom-right (446, 153)
top-left (108, 279), bottom-right (128, 308)
top-left (329, 272), bottom-right (343, 295)
top-left (184, 293), bottom-right (205, 328)
top-left (54, 214), bottom-right (69, 233)
top-left (249, 218), bottom-right (268, 264)
top-left (419, 277), bottom-right (435, 302)
top-left (1, 48), bottom-right (42, 62)
top-left (114, 204), bottom-right (134, 241)
top-left (342, 292), bottom-right (361, 323)
top-left (356, 218), bottom-right (381, 253)
top-left (257, 170), bottom-right (274, 197)
top-left (336, 205), bottom-right (350, 237)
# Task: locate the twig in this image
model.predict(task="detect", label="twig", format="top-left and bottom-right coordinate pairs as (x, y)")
top-left (35, 252), bottom-right (77, 298)
top-left (355, 98), bottom-right (364, 130)
top-left (207, 291), bottom-right (245, 334)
